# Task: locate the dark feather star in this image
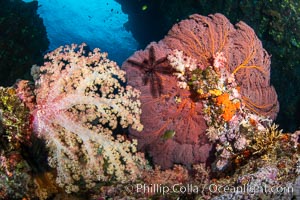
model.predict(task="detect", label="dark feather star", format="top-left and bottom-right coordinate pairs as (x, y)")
top-left (127, 45), bottom-right (173, 98)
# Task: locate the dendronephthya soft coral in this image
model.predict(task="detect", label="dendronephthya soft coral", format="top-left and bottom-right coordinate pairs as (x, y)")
top-left (31, 43), bottom-right (146, 193)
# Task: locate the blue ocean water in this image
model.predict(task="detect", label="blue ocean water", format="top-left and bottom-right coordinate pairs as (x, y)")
top-left (22, 0), bottom-right (138, 65)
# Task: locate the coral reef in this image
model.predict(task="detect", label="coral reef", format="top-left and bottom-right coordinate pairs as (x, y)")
top-left (0, 87), bottom-right (32, 151)
top-left (164, 13), bottom-right (279, 119)
top-left (116, 0), bottom-right (300, 132)
top-left (31, 43), bottom-right (146, 193)
top-left (167, 47), bottom-right (284, 171)
top-left (0, 152), bottom-right (34, 199)
top-left (123, 13), bottom-right (279, 170)
top-left (205, 129), bottom-right (300, 200)
top-left (0, 11), bottom-right (299, 200)
top-left (90, 128), bottom-right (299, 199)
top-left (0, 87), bottom-right (35, 199)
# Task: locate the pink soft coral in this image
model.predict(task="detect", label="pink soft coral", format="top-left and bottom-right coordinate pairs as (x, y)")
top-left (32, 43), bottom-right (145, 193)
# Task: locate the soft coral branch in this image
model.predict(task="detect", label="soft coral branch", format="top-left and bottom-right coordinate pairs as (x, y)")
top-left (32, 43), bottom-right (145, 193)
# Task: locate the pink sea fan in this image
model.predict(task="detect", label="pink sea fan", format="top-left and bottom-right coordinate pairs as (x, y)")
top-left (164, 13), bottom-right (279, 119)
top-left (124, 13), bottom-right (279, 169)
top-left (123, 42), bottom-right (211, 169)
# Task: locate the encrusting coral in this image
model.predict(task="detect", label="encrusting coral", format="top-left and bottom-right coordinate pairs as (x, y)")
top-left (168, 47), bottom-right (282, 171)
top-left (0, 87), bottom-right (34, 199)
top-left (0, 152), bottom-right (33, 199)
top-left (0, 87), bottom-right (31, 151)
top-left (31, 43), bottom-right (147, 193)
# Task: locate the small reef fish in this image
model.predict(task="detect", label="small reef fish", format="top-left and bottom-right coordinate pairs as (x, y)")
top-left (142, 5), bottom-right (148, 11)
top-left (161, 130), bottom-right (176, 141)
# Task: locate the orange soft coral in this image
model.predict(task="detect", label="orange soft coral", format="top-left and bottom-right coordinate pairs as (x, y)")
top-left (216, 93), bottom-right (240, 121)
